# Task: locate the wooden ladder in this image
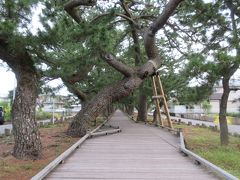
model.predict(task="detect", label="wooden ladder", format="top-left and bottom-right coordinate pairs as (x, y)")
top-left (151, 73), bottom-right (173, 129)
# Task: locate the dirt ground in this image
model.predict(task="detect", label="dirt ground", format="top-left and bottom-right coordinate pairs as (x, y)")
top-left (0, 122), bottom-right (79, 180)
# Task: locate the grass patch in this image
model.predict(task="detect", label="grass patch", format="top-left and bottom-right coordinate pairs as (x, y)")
top-left (21, 163), bottom-right (33, 170)
top-left (0, 136), bottom-right (14, 145)
top-left (2, 164), bottom-right (19, 173)
top-left (174, 123), bottom-right (240, 178)
top-left (36, 111), bottom-right (52, 120)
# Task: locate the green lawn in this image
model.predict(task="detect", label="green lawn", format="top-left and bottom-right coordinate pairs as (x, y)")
top-left (175, 124), bottom-right (240, 178)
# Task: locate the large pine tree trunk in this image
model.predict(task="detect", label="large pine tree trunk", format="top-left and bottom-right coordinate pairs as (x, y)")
top-left (219, 78), bottom-right (230, 145)
top-left (125, 104), bottom-right (134, 116)
top-left (67, 77), bottom-right (143, 137)
top-left (11, 64), bottom-right (42, 159)
top-left (137, 89), bottom-right (148, 122)
top-left (153, 109), bottom-right (159, 125)
top-left (103, 103), bottom-right (114, 117)
top-left (0, 46), bottom-right (42, 159)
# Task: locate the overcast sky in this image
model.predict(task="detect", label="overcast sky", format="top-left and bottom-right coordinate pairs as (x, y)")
top-left (0, 65), bottom-right (16, 97)
top-left (0, 61), bottom-right (70, 97)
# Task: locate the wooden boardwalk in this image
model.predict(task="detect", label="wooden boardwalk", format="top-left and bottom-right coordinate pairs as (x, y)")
top-left (46, 110), bottom-right (218, 180)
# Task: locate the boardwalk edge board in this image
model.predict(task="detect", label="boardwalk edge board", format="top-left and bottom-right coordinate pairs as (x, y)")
top-left (179, 132), bottom-right (239, 180)
top-left (31, 118), bottom-right (109, 180)
top-left (90, 128), bottom-right (121, 138)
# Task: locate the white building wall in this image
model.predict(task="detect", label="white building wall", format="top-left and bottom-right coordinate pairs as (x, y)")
top-left (210, 90), bottom-right (240, 114)
top-left (170, 105), bottom-right (186, 113)
top-left (227, 101), bottom-right (240, 113)
top-left (210, 100), bottom-right (240, 114)
top-left (209, 100), bottom-right (219, 113)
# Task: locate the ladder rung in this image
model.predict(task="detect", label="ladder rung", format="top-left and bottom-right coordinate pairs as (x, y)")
top-left (152, 95), bottom-right (164, 99)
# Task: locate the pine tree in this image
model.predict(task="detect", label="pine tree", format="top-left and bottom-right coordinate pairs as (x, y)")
top-left (63, 0), bottom-right (184, 137)
top-left (177, 0), bottom-right (240, 145)
top-left (0, 0), bottom-right (42, 159)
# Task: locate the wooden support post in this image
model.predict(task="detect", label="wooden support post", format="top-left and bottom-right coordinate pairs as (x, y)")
top-left (151, 76), bottom-right (163, 126)
top-left (155, 75), bottom-right (173, 129)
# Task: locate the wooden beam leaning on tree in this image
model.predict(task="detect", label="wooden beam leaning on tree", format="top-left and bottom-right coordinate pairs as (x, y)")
top-left (64, 0), bottom-right (184, 137)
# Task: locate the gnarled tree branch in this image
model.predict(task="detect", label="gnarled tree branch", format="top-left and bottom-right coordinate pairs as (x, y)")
top-left (103, 54), bottom-right (134, 77)
top-left (120, 0), bottom-right (133, 19)
top-left (62, 65), bottom-right (93, 101)
top-left (140, 0), bottom-right (183, 78)
top-left (64, 0), bottom-right (97, 23)
top-left (64, 65), bottom-right (93, 84)
top-left (149, 0), bottom-right (183, 35)
top-left (63, 80), bottom-right (88, 101)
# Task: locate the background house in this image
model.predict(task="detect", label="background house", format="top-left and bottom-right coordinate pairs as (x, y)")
top-left (209, 79), bottom-right (240, 113)
top-left (169, 105), bottom-right (204, 114)
top-left (37, 95), bottom-right (81, 115)
top-left (170, 79), bottom-right (240, 115)
top-left (0, 96), bottom-right (10, 103)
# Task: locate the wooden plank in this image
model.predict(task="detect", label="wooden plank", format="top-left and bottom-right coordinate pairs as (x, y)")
top-left (48, 171), bottom-right (216, 179)
top-left (90, 128), bottom-right (121, 137)
top-left (152, 95), bottom-right (164, 99)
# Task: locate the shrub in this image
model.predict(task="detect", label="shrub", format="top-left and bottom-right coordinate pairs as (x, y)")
top-left (0, 101), bottom-right (11, 121)
top-left (36, 111), bottom-right (52, 120)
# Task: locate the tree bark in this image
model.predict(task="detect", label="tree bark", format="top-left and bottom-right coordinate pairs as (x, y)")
top-left (128, 14), bottom-right (148, 122)
top-left (123, 1), bottom-right (148, 123)
top-left (153, 109), bottom-right (159, 125)
top-left (219, 77), bottom-right (230, 145)
top-left (103, 103), bottom-right (114, 117)
top-left (125, 104), bottom-right (134, 116)
top-left (137, 89), bottom-right (148, 122)
top-left (12, 71), bottom-right (42, 159)
top-left (67, 77), bottom-right (143, 136)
